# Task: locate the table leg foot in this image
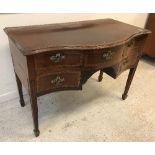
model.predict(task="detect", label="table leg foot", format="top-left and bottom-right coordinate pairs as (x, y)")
top-left (20, 99), bottom-right (25, 107)
top-left (122, 94), bottom-right (128, 100)
top-left (33, 129), bottom-right (40, 137)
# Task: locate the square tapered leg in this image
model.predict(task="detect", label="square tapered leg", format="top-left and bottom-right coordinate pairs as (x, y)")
top-left (98, 70), bottom-right (103, 82)
top-left (15, 73), bottom-right (25, 107)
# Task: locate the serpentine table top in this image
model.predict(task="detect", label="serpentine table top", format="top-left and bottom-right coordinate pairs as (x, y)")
top-left (4, 18), bottom-right (150, 54)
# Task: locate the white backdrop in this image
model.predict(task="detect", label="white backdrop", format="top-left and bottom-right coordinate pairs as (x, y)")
top-left (0, 13), bottom-right (148, 103)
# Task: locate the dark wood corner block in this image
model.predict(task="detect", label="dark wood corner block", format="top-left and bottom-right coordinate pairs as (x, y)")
top-left (4, 19), bottom-right (150, 137)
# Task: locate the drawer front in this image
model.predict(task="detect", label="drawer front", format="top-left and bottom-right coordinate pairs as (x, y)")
top-left (84, 46), bottom-right (123, 68)
top-left (123, 38), bottom-right (140, 58)
top-left (35, 51), bottom-right (83, 69)
top-left (37, 71), bottom-right (81, 93)
top-left (119, 52), bottom-right (139, 74)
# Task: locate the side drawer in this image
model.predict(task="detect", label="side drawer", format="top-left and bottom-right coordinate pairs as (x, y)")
top-left (118, 54), bottom-right (139, 74)
top-left (123, 38), bottom-right (142, 58)
top-left (36, 71), bottom-right (81, 93)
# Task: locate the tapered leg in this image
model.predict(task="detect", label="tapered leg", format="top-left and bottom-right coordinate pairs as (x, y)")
top-left (122, 62), bottom-right (138, 100)
top-left (15, 73), bottom-right (25, 107)
top-left (98, 70), bottom-right (103, 82)
top-left (29, 80), bottom-right (40, 137)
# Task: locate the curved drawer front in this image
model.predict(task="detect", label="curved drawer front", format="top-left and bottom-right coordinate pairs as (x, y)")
top-left (84, 46), bottom-right (124, 69)
top-left (115, 38), bottom-right (142, 76)
top-left (36, 71), bottom-right (81, 93)
top-left (119, 49), bottom-right (139, 74)
top-left (35, 51), bottom-right (83, 75)
top-left (123, 38), bottom-right (141, 58)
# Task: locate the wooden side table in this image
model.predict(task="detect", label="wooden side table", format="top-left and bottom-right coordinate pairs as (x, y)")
top-left (4, 19), bottom-right (150, 137)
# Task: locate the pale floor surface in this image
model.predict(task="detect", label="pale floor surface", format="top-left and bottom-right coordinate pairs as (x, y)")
top-left (0, 57), bottom-right (155, 141)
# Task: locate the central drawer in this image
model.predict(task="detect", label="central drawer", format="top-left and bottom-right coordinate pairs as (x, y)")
top-left (84, 46), bottom-right (124, 69)
top-left (34, 51), bottom-right (83, 75)
top-left (36, 71), bottom-right (81, 94)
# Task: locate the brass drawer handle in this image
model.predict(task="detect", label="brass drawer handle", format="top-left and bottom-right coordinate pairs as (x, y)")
top-left (51, 76), bottom-right (65, 87)
top-left (50, 53), bottom-right (65, 63)
top-left (102, 50), bottom-right (115, 60)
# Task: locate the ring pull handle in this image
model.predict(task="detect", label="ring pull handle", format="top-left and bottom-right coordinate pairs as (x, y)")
top-left (50, 53), bottom-right (65, 63)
